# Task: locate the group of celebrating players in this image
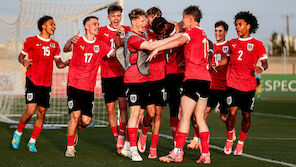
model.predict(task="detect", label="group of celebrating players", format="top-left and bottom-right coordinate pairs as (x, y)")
top-left (10, 4), bottom-right (268, 165)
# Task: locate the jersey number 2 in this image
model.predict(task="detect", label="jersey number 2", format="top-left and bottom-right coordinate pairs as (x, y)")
top-left (237, 50), bottom-right (243, 61)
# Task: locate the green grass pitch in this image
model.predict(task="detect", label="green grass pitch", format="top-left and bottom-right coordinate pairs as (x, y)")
top-left (0, 99), bottom-right (295, 167)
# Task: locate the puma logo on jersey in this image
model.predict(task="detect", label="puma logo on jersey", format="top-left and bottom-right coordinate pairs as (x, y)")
top-left (36, 44), bottom-right (40, 46)
top-left (232, 44), bottom-right (237, 48)
top-left (80, 46), bottom-right (85, 50)
top-left (104, 33), bottom-right (109, 37)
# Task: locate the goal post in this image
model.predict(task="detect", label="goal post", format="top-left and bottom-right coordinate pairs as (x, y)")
top-left (0, 0), bottom-right (123, 127)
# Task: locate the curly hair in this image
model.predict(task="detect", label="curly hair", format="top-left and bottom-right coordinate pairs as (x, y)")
top-left (234, 11), bottom-right (259, 34)
top-left (37, 15), bottom-right (53, 32)
top-left (183, 5), bottom-right (202, 23)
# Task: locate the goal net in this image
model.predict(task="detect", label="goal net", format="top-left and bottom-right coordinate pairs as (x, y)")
top-left (0, 0), bottom-right (120, 127)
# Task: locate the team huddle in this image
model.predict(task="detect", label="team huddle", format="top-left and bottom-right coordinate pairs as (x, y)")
top-left (10, 4), bottom-right (268, 164)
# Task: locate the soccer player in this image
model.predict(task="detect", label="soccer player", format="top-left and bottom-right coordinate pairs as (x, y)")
top-left (147, 5), bottom-right (211, 164)
top-left (11, 15), bottom-right (69, 152)
top-left (121, 8), bottom-right (182, 161)
top-left (187, 20), bottom-right (234, 149)
top-left (211, 11), bottom-right (268, 155)
top-left (150, 16), bottom-right (185, 146)
top-left (137, 7), bottom-right (166, 159)
top-left (96, 5), bottom-right (130, 154)
top-left (63, 16), bottom-right (115, 157)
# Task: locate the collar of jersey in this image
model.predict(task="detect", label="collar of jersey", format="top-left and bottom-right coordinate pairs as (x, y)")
top-left (107, 25), bottom-right (117, 31)
top-left (193, 26), bottom-right (202, 30)
top-left (83, 36), bottom-right (96, 43)
top-left (37, 35), bottom-right (51, 42)
top-left (216, 40), bottom-right (227, 46)
top-left (238, 37), bottom-right (253, 41)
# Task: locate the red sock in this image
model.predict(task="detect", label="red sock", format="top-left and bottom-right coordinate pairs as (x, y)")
top-left (141, 124), bottom-right (150, 136)
top-left (150, 134), bottom-right (159, 149)
top-left (125, 130), bottom-right (130, 142)
top-left (175, 132), bottom-right (188, 149)
top-left (170, 117), bottom-right (178, 140)
top-left (239, 130), bottom-right (248, 142)
top-left (118, 122), bottom-right (126, 137)
top-left (174, 121), bottom-right (180, 143)
top-left (226, 130), bottom-right (234, 141)
top-left (17, 120), bottom-right (26, 132)
top-left (31, 125), bottom-right (42, 140)
top-left (110, 126), bottom-right (118, 139)
top-left (128, 128), bottom-right (138, 147)
top-left (67, 134), bottom-right (75, 147)
top-left (199, 131), bottom-right (210, 154)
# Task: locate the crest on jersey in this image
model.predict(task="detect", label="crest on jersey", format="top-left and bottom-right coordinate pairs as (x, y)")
top-left (27, 93), bottom-right (33, 101)
top-left (93, 45), bottom-right (100, 53)
top-left (50, 43), bottom-right (55, 48)
top-left (68, 100), bottom-right (74, 109)
top-left (247, 43), bottom-right (254, 51)
top-left (222, 46), bottom-right (229, 53)
top-left (130, 94), bottom-right (137, 103)
top-left (226, 96), bottom-right (232, 105)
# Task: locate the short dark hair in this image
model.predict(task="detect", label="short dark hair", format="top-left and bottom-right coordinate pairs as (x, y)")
top-left (152, 17), bottom-right (169, 34)
top-left (147, 7), bottom-right (162, 17)
top-left (215, 20), bottom-right (228, 31)
top-left (183, 5), bottom-right (202, 23)
top-left (128, 8), bottom-right (147, 21)
top-left (83, 16), bottom-right (98, 26)
top-left (234, 11), bottom-right (259, 34)
top-left (108, 5), bottom-right (122, 14)
top-left (37, 15), bottom-right (53, 32)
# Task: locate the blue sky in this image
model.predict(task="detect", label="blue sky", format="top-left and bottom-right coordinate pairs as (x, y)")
top-left (0, 0), bottom-right (295, 44)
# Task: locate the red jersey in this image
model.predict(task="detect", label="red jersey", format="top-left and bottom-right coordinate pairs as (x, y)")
top-left (209, 41), bottom-right (230, 90)
top-left (147, 29), bottom-right (166, 81)
top-left (165, 46), bottom-right (185, 75)
top-left (124, 31), bottom-right (148, 84)
top-left (227, 37), bottom-right (268, 91)
top-left (97, 25), bottom-right (130, 78)
top-left (67, 36), bottom-right (112, 92)
top-left (22, 35), bottom-right (60, 87)
top-left (183, 27), bottom-right (211, 81)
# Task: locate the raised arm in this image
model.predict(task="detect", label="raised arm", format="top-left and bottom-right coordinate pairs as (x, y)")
top-left (140, 33), bottom-right (184, 51)
top-left (63, 31), bottom-right (80, 52)
top-left (146, 35), bottom-right (188, 61)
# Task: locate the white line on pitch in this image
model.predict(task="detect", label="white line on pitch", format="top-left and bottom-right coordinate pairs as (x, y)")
top-left (207, 137), bottom-right (296, 140)
top-left (252, 112), bottom-right (296, 119)
top-left (156, 133), bottom-right (296, 167)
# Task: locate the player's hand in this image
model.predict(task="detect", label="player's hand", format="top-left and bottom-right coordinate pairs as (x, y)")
top-left (65, 59), bottom-right (71, 66)
top-left (254, 65), bottom-right (263, 73)
top-left (209, 62), bottom-right (218, 72)
top-left (23, 59), bottom-right (33, 68)
top-left (70, 31), bottom-right (80, 44)
top-left (146, 49), bottom-right (159, 62)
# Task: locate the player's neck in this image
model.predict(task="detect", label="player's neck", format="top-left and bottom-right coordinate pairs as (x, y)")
top-left (108, 24), bottom-right (118, 30)
top-left (188, 22), bottom-right (199, 29)
top-left (84, 33), bottom-right (96, 41)
top-left (240, 32), bottom-right (250, 38)
top-left (216, 39), bottom-right (226, 43)
top-left (39, 32), bottom-right (51, 39)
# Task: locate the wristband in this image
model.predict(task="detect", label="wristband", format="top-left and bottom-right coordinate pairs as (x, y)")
top-left (215, 61), bottom-right (219, 67)
top-left (260, 66), bottom-right (264, 72)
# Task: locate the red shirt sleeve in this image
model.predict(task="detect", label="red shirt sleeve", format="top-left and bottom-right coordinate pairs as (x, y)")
top-left (99, 40), bottom-right (112, 58)
top-left (54, 42), bottom-right (61, 57)
top-left (21, 37), bottom-right (33, 55)
top-left (129, 36), bottom-right (145, 50)
top-left (257, 41), bottom-right (268, 60)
